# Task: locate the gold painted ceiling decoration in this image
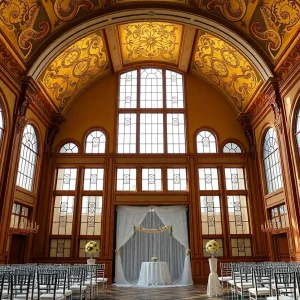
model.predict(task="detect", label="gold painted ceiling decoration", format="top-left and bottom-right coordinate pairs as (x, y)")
top-left (118, 22), bottom-right (183, 65)
top-left (201, 0), bottom-right (300, 61)
top-left (191, 31), bottom-right (262, 110)
top-left (38, 31), bottom-right (110, 111)
top-left (116, 0), bottom-right (188, 3)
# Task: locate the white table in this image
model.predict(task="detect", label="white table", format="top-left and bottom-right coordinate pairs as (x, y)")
top-left (137, 262), bottom-right (172, 286)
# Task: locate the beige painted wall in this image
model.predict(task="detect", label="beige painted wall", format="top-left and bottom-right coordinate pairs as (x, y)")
top-left (53, 73), bottom-right (248, 153)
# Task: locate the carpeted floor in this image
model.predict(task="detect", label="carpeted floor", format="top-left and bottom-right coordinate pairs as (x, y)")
top-left (104, 285), bottom-right (230, 299)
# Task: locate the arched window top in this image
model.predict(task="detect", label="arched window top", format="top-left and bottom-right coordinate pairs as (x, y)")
top-left (0, 102), bottom-right (4, 144)
top-left (16, 124), bottom-right (38, 191)
top-left (223, 142), bottom-right (242, 153)
top-left (263, 128), bottom-right (279, 158)
top-left (196, 130), bottom-right (217, 153)
top-left (85, 130), bottom-right (106, 153)
top-left (60, 142), bottom-right (79, 153)
top-left (263, 127), bottom-right (283, 194)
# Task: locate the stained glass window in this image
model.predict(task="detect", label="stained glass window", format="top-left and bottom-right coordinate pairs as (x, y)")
top-left (85, 130), bottom-right (106, 153)
top-left (0, 102), bottom-right (4, 145)
top-left (167, 168), bottom-right (187, 191)
top-left (56, 168), bottom-right (77, 190)
top-left (80, 196), bottom-right (102, 235)
top-left (50, 239), bottom-right (71, 257)
top-left (223, 142), bottom-right (242, 153)
top-left (263, 128), bottom-right (283, 193)
top-left (59, 142), bottom-right (79, 153)
top-left (142, 168), bottom-right (162, 191)
top-left (83, 168), bottom-right (104, 191)
top-left (199, 168), bottom-right (219, 190)
top-left (116, 168), bottom-right (137, 191)
top-left (231, 238), bottom-right (252, 256)
top-left (10, 203), bottom-right (29, 229)
top-left (270, 204), bottom-right (289, 229)
top-left (117, 68), bottom-right (186, 154)
top-left (225, 168), bottom-right (246, 190)
top-left (196, 130), bottom-right (217, 153)
top-left (51, 196), bottom-right (74, 235)
top-left (200, 196), bottom-right (222, 234)
top-left (16, 125), bottom-right (38, 191)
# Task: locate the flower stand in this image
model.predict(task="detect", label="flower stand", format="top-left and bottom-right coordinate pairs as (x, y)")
top-left (207, 257), bottom-right (223, 297)
top-left (87, 258), bottom-right (96, 265)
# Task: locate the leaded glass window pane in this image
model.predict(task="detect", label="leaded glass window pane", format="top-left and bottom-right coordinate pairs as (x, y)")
top-left (80, 196), bottom-right (102, 235)
top-left (51, 196), bottom-right (74, 235)
top-left (56, 168), bottom-right (77, 190)
top-left (227, 195), bottom-right (250, 234)
top-left (198, 168), bottom-right (219, 190)
top-left (85, 130), bottom-right (106, 153)
top-left (116, 168), bottom-right (136, 191)
top-left (197, 130), bottom-right (217, 153)
top-left (231, 238), bottom-right (252, 256)
top-left (118, 113), bottom-right (137, 153)
top-left (16, 125), bottom-right (38, 191)
top-left (263, 128), bottom-right (283, 193)
top-left (142, 168), bottom-right (162, 191)
top-left (200, 196), bottom-right (222, 234)
top-left (167, 113), bottom-right (186, 153)
top-left (225, 168), bottom-right (246, 190)
top-left (79, 239), bottom-right (100, 258)
top-left (203, 239), bottom-right (224, 257)
top-left (50, 239), bottom-right (71, 257)
top-left (60, 143), bottom-right (79, 153)
top-left (83, 168), bottom-right (104, 191)
top-left (223, 142), bottom-right (242, 153)
top-left (0, 103), bottom-right (4, 144)
top-left (167, 168), bottom-right (187, 191)
top-left (140, 68), bottom-right (163, 108)
top-left (119, 70), bottom-right (137, 108)
top-left (140, 114), bottom-right (164, 153)
top-left (166, 70), bottom-right (184, 108)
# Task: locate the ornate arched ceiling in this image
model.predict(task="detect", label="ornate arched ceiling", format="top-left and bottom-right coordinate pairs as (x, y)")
top-left (0, 0), bottom-right (298, 64)
top-left (37, 21), bottom-right (262, 112)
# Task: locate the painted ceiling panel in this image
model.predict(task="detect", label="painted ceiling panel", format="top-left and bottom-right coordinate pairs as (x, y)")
top-left (201, 0), bottom-right (300, 61)
top-left (118, 22), bottom-right (183, 65)
top-left (191, 31), bottom-right (262, 111)
top-left (116, 0), bottom-right (188, 3)
top-left (38, 31), bottom-right (110, 111)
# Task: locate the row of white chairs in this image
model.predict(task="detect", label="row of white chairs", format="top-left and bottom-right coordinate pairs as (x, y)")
top-left (218, 262), bottom-right (300, 300)
top-left (0, 263), bottom-right (107, 300)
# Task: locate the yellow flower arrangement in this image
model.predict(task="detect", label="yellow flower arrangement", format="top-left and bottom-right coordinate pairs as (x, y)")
top-left (85, 241), bottom-right (100, 254)
top-left (205, 240), bottom-right (220, 254)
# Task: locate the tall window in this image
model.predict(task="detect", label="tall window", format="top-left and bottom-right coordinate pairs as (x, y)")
top-left (117, 68), bottom-right (186, 154)
top-left (263, 128), bottom-right (283, 194)
top-left (197, 130), bottom-right (217, 153)
top-left (50, 167), bottom-right (104, 258)
top-left (16, 125), bottom-right (38, 192)
top-left (0, 102), bottom-right (4, 146)
top-left (85, 130), bottom-right (106, 153)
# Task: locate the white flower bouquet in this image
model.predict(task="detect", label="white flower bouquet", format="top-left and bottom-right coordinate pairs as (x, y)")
top-left (151, 256), bottom-right (158, 262)
top-left (85, 241), bottom-right (100, 258)
top-left (205, 240), bottom-right (220, 256)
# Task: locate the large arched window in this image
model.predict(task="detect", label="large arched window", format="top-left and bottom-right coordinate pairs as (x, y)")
top-left (295, 106), bottom-right (300, 156)
top-left (16, 124), bottom-right (38, 191)
top-left (117, 68), bottom-right (186, 154)
top-left (196, 130), bottom-right (217, 153)
top-left (0, 102), bottom-right (4, 146)
top-left (263, 128), bottom-right (283, 194)
top-left (60, 142), bottom-right (79, 153)
top-left (85, 130), bottom-right (106, 153)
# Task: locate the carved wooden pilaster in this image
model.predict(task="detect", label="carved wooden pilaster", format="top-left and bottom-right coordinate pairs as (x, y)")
top-left (44, 113), bottom-right (66, 156)
top-left (237, 113), bottom-right (256, 157)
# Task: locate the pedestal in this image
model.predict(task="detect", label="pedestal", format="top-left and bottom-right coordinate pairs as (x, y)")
top-left (207, 257), bottom-right (223, 297)
top-left (87, 258), bottom-right (96, 265)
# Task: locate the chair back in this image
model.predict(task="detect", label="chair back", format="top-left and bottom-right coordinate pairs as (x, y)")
top-left (274, 272), bottom-right (297, 300)
top-left (220, 262), bottom-right (232, 277)
top-left (10, 273), bottom-right (33, 300)
top-left (37, 272), bottom-right (58, 299)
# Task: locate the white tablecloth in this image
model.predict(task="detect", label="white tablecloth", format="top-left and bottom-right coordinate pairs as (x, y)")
top-left (137, 262), bottom-right (172, 286)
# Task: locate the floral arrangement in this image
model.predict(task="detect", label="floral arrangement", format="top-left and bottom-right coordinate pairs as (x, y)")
top-left (133, 225), bottom-right (173, 236)
top-left (85, 241), bottom-right (100, 255)
top-left (151, 256), bottom-right (158, 262)
top-left (205, 240), bottom-right (220, 254)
